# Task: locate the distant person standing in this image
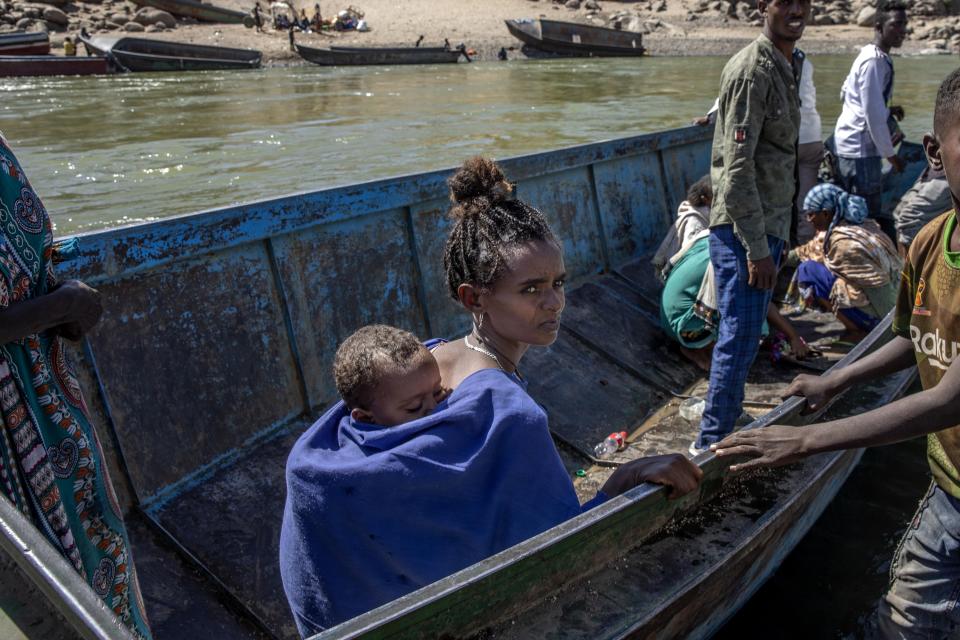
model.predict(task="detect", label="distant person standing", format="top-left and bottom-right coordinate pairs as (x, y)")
top-left (691, 0), bottom-right (808, 455)
top-left (833, 0), bottom-right (908, 241)
top-left (253, 1), bottom-right (263, 33)
top-left (63, 36), bottom-right (76, 57)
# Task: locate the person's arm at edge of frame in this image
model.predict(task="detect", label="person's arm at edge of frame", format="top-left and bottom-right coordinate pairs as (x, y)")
top-left (860, 55), bottom-right (904, 172)
top-left (0, 280), bottom-right (101, 344)
top-left (711, 343), bottom-right (951, 472)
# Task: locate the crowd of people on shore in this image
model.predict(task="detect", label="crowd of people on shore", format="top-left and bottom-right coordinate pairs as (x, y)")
top-left (4, 0), bottom-right (960, 638)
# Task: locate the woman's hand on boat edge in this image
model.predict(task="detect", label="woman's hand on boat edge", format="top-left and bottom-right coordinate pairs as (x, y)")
top-left (601, 454), bottom-right (703, 500)
top-left (710, 426), bottom-right (809, 472)
top-left (52, 279), bottom-right (103, 338)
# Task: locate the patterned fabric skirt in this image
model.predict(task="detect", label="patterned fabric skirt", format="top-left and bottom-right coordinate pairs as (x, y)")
top-left (0, 336), bottom-right (152, 639)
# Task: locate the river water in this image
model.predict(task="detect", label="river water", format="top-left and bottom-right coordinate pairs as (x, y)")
top-left (0, 53), bottom-right (951, 636)
top-left (0, 54), bottom-right (957, 234)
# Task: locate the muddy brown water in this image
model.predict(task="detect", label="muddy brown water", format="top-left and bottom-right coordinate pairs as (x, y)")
top-left (0, 54), bottom-right (956, 235)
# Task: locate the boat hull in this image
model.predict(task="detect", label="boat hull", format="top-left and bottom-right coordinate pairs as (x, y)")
top-left (0, 31), bottom-right (50, 56)
top-left (128, 0), bottom-right (248, 23)
top-left (79, 33), bottom-right (261, 71)
top-left (295, 42), bottom-right (462, 66)
top-left (506, 18), bottom-right (645, 57)
top-left (0, 56), bottom-right (111, 77)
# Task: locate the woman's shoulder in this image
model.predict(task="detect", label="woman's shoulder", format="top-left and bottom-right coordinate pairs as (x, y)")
top-left (450, 368), bottom-right (546, 421)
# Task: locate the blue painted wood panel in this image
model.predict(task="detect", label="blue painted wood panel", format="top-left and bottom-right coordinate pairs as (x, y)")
top-left (660, 140), bottom-right (712, 213)
top-left (593, 151), bottom-right (671, 265)
top-left (271, 208), bottom-right (429, 408)
top-left (85, 243), bottom-right (303, 503)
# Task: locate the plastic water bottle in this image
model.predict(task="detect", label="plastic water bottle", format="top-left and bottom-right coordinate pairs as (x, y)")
top-left (593, 431), bottom-right (628, 458)
top-left (678, 397), bottom-right (706, 423)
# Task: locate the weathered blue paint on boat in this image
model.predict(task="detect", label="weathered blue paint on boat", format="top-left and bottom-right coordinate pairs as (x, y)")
top-left (0, 125), bottom-right (924, 640)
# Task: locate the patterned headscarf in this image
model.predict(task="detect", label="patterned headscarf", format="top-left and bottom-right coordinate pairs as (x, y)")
top-left (803, 183), bottom-right (870, 252)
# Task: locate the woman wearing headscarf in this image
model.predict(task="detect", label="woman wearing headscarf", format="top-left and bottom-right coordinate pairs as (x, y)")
top-left (793, 183), bottom-right (903, 341)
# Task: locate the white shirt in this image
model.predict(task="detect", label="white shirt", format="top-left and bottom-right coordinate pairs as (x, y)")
top-left (706, 55), bottom-right (821, 144)
top-left (798, 57), bottom-right (822, 144)
top-left (834, 44), bottom-right (896, 159)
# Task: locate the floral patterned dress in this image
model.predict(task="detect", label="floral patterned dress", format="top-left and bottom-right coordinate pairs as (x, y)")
top-left (0, 135), bottom-right (151, 638)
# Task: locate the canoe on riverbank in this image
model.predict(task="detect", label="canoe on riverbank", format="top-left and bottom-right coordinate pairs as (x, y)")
top-left (0, 55), bottom-right (112, 77)
top-left (0, 125), bottom-right (925, 640)
top-left (0, 31), bottom-right (50, 56)
top-left (78, 31), bottom-right (261, 72)
top-left (295, 42), bottom-right (464, 66)
top-left (505, 18), bottom-right (645, 57)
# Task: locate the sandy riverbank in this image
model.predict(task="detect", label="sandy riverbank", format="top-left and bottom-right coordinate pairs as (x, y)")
top-left (18, 0), bottom-right (960, 64)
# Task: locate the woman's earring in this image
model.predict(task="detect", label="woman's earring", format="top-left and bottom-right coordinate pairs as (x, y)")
top-left (474, 312), bottom-right (484, 331)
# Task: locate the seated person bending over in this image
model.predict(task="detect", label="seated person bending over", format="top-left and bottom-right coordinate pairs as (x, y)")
top-left (792, 183), bottom-right (901, 342)
top-left (655, 175), bottom-right (810, 371)
top-left (893, 164), bottom-right (952, 256)
top-left (280, 157), bottom-right (703, 637)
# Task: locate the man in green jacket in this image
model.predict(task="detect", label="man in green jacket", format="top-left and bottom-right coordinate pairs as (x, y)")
top-left (692, 0), bottom-right (809, 455)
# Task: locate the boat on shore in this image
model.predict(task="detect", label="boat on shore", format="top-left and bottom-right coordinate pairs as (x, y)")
top-left (0, 31), bottom-right (50, 56)
top-left (0, 55), bottom-right (113, 77)
top-left (78, 31), bottom-right (261, 72)
top-left (505, 18), bottom-right (645, 57)
top-left (0, 125), bottom-right (925, 639)
top-left (294, 41), bottom-right (465, 66)
top-left (128, 0), bottom-right (249, 23)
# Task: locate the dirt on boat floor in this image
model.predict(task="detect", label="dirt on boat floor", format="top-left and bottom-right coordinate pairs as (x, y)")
top-left (8, 0), bottom-right (957, 65)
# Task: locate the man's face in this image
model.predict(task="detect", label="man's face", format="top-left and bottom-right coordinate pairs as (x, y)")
top-left (926, 121), bottom-right (960, 214)
top-left (878, 9), bottom-right (908, 50)
top-left (760, 0), bottom-right (811, 44)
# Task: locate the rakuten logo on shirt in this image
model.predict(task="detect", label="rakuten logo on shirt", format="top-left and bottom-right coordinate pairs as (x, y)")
top-left (910, 325), bottom-right (960, 371)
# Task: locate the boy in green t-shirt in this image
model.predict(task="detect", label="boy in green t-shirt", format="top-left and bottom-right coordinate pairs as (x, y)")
top-left (713, 68), bottom-right (960, 637)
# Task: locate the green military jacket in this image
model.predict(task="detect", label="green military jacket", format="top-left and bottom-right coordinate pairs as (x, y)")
top-left (709, 34), bottom-right (802, 261)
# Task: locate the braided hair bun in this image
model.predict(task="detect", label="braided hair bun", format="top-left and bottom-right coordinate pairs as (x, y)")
top-left (447, 156), bottom-right (514, 221)
top-left (442, 157), bottom-right (556, 300)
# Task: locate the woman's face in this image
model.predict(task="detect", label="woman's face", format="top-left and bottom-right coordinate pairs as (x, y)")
top-left (479, 240), bottom-right (566, 347)
top-left (806, 209), bottom-right (833, 232)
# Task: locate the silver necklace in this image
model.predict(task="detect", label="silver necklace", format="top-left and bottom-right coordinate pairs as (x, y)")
top-left (463, 335), bottom-right (522, 379)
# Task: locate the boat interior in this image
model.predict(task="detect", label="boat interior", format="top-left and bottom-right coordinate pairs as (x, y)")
top-left (0, 126), bottom-right (927, 640)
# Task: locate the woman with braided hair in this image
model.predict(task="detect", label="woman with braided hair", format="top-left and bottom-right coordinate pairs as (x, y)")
top-left (280, 157), bottom-right (701, 636)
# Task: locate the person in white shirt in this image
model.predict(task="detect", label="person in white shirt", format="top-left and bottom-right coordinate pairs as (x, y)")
top-left (694, 48), bottom-right (823, 243)
top-left (833, 0), bottom-right (908, 242)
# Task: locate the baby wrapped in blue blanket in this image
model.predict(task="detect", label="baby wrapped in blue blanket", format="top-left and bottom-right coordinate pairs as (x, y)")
top-left (279, 325), bottom-right (605, 636)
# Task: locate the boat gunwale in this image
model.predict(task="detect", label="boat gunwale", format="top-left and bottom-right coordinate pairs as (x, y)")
top-left (311, 304), bottom-right (900, 640)
top-left (81, 34), bottom-right (261, 60)
top-left (57, 125), bottom-right (712, 282)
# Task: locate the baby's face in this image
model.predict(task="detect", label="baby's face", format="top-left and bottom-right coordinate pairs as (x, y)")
top-left (355, 355), bottom-right (449, 427)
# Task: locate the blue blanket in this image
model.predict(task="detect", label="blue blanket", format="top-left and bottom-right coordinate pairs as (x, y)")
top-left (279, 367), bottom-right (604, 636)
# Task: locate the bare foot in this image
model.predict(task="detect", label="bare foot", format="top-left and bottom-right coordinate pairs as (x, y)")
top-left (680, 344), bottom-right (714, 372)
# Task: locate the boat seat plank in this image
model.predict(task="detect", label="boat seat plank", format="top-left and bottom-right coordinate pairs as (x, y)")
top-left (561, 278), bottom-right (701, 394)
top-left (522, 332), bottom-right (666, 459)
top-left (148, 424), bottom-right (305, 640)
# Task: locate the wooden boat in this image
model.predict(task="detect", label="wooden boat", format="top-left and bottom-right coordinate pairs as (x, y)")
top-left (0, 55), bottom-right (112, 77)
top-left (505, 18), bottom-right (645, 57)
top-left (128, 0), bottom-right (249, 24)
top-left (295, 41), bottom-right (464, 66)
top-left (0, 125), bottom-right (926, 640)
top-left (0, 30), bottom-right (50, 56)
top-left (78, 31), bottom-right (261, 72)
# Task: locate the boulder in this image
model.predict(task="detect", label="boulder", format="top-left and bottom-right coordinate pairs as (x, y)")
top-left (22, 6), bottom-right (40, 18)
top-left (856, 6), bottom-right (876, 27)
top-left (564, 0), bottom-right (579, 7)
top-left (15, 16), bottom-right (33, 27)
top-left (109, 11), bottom-right (127, 23)
top-left (133, 6), bottom-right (174, 27)
top-left (153, 20), bottom-right (165, 29)
top-left (123, 19), bottom-right (143, 30)
top-left (42, 6), bottom-right (67, 25)
top-left (584, 0), bottom-right (599, 9)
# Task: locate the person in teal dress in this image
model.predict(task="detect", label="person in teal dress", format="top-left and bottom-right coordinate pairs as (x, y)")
top-left (0, 133), bottom-right (152, 638)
